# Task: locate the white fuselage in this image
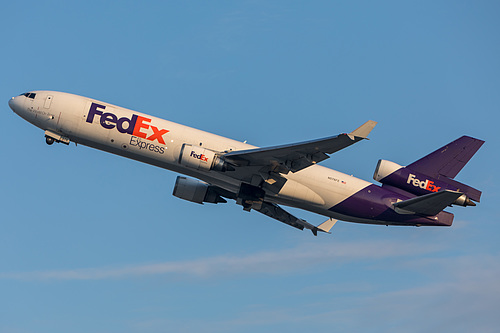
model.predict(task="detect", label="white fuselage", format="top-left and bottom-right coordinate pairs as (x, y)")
top-left (10, 91), bottom-right (374, 223)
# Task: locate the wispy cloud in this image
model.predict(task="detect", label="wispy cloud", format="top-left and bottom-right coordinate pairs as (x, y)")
top-left (0, 240), bottom-right (442, 281)
top-left (136, 253), bottom-right (500, 333)
top-left (320, 254), bottom-right (500, 333)
top-left (6, 239), bottom-right (498, 332)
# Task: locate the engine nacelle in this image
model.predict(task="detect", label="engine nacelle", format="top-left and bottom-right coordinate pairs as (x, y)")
top-left (373, 159), bottom-right (479, 206)
top-left (172, 176), bottom-right (226, 204)
top-left (373, 160), bottom-right (403, 182)
top-left (179, 144), bottom-right (233, 172)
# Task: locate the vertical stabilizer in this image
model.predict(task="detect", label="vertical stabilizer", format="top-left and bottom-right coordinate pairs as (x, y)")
top-left (374, 136), bottom-right (484, 203)
top-left (407, 136), bottom-right (484, 179)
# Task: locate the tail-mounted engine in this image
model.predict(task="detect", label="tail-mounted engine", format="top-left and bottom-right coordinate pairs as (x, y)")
top-left (373, 159), bottom-right (479, 207)
top-left (172, 176), bottom-right (227, 204)
top-left (178, 144), bottom-right (234, 172)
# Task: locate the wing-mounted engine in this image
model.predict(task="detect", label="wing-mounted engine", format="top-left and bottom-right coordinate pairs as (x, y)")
top-left (172, 176), bottom-right (227, 204)
top-left (373, 159), bottom-right (479, 207)
top-left (178, 144), bottom-right (234, 172)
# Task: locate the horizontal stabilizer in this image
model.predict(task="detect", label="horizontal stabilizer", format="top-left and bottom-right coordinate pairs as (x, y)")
top-left (393, 190), bottom-right (463, 216)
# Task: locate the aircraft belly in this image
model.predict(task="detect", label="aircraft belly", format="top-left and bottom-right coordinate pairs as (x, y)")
top-left (286, 166), bottom-right (371, 207)
top-left (328, 184), bottom-right (453, 226)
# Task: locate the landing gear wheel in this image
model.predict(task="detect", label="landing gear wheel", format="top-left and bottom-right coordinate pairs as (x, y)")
top-left (45, 136), bottom-right (55, 145)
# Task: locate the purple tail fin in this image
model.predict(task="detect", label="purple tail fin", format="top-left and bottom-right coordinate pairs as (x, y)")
top-left (406, 136), bottom-right (484, 202)
top-left (407, 136), bottom-right (484, 179)
top-left (374, 136), bottom-right (484, 203)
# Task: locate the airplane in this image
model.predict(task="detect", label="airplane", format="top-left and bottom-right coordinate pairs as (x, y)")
top-left (8, 91), bottom-right (484, 235)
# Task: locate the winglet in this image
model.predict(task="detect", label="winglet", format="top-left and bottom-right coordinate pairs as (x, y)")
top-left (348, 120), bottom-right (377, 140)
top-left (312, 218), bottom-right (337, 235)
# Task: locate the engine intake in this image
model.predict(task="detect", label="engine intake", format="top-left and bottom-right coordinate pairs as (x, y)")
top-left (373, 160), bottom-right (403, 182)
top-left (172, 176), bottom-right (227, 204)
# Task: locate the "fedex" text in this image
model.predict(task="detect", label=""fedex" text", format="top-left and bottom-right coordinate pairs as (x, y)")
top-left (86, 103), bottom-right (169, 144)
top-left (407, 174), bottom-right (441, 192)
top-left (190, 151), bottom-right (209, 162)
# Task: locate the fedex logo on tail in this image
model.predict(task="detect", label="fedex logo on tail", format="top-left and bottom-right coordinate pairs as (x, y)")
top-left (86, 103), bottom-right (169, 144)
top-left (407, 174), bottom-right (441, 192)
top-left (190, 151), bottom-right (209, 162)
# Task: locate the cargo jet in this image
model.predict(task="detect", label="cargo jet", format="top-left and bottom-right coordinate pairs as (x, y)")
top-left (8, 91), bottom-right (484, 235)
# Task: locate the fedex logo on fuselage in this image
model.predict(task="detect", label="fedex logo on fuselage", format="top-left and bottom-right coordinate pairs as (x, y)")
top-left (407, 174), bottom-right (441, 192)
top-left (190, 151), bottom-right (209, 162)
top-left (86, 103), bottom-right (169, 144)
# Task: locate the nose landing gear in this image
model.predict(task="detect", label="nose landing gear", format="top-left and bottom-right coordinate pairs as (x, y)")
top-left (44, 130), bottom-right (70, 145)
top-left (45, 136), bottom-right (55, 145)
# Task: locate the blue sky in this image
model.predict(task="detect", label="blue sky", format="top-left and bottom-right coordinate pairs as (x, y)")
top-left (1, 1), bottom-right (499, 332)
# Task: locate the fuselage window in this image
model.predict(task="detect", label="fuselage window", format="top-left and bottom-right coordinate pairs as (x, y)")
top-left (20, 92), bottom-right (36, 99)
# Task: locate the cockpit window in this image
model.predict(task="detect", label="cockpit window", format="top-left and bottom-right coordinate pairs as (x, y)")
top-left (19, 92), bottom-right (36, 99)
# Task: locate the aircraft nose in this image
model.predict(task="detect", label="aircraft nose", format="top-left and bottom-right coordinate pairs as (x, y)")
top-left (9, 96), bottom-right (20, 113)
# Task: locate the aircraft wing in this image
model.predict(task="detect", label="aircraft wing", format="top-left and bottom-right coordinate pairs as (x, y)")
top-left (393, 190), bottom-right (463, 216)
top-left (224, 120), bottom-right (377, 173)
top-left (256, 201), bottom-right (336, 236)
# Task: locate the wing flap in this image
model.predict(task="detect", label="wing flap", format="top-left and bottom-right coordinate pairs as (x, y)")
top-left (393, 190), bottom-right (463, 216)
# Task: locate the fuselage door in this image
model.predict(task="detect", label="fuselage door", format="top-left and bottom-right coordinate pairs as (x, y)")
top-left (44, 95), bottom-right (53, 109)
